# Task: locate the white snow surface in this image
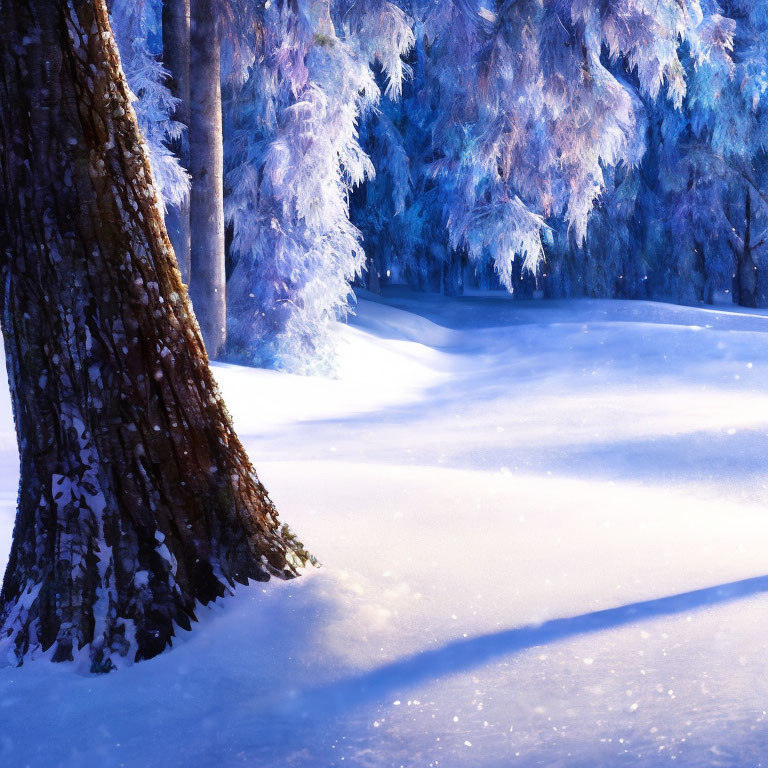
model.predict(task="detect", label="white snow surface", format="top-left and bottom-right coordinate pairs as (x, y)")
top-left (2, 288), bottom-right (768, 767)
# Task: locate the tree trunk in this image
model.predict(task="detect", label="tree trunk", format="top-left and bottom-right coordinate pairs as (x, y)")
top-left (737, 189), bottom-right (758, 308)
top-left (189, 0), bottom-right (226, 357)
top-left (691, 239), bottom-right (713, 305)
top-left (511, 254), bottom-right (535, 299)
top-left (0, 0), bottom-right (309, 671)
top-left (366, 253), bottom-right (382, 294)
top-left (442, 249), bottom-right (464, 297)
top-left (162, 0), bottom-right (192, 283)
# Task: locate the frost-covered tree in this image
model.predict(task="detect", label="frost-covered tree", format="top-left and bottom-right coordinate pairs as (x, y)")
top-left (682, 1), bottom-right (768, 307)
top-left (355, 1), bottom-right (740, 304)
top-left (419, 1), bottom-right (738, 292)
top-left (352, 33), bottom-right (445, 294)
top-left (0, 0), bottom-right (308, 670)
top-left (562, 2), bottom-right (768, 308)
top-left (224, 0), bottom-right (413, 373)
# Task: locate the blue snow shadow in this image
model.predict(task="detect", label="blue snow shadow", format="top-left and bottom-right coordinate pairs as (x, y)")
top-left (291, 573), bottom-right (768, 715)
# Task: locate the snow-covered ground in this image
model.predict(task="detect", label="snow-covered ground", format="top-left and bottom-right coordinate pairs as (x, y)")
top-left (2, 288), bottom-right (768, 767)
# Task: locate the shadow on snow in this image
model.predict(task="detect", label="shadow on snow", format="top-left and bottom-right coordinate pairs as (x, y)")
top-left (290, 573), bottom-right (768, 716)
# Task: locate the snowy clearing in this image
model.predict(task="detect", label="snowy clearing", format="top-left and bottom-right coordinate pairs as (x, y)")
top-left (2, 289), bottom-right (768, 767)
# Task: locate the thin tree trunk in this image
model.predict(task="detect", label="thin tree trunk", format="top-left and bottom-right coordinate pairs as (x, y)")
top-left (0, 0), bottom-right (308, 671)
top-left (189, 0), bottom-right (226, 357)
top-left (511, 254), bottom-right (535, 300)
top-left (162, 0), bottom-right (192, 283)
top-left (442, 249), bottom-right (464, 297)
top-left (737, 189), bottom-right (758, 308)
top-left (367, 252), bottom-right (382, 294)
top-left (690, 238), bottom-right (713, 305)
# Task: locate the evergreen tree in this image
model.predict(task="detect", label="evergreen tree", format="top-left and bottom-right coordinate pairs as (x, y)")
top-left (224, 0), bottom-right (413, 373)
top-left (357, 1), bottom-right (741, 305)
top-left (685, 0), bottom-right (768, 307)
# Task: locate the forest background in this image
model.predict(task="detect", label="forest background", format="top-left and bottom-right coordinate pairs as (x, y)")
top-left (118, 0), bottom-right (768, 374)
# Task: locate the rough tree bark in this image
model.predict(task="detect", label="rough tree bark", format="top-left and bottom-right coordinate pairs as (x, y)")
top-left (162, 0), bottom-right (192, 283)
top-left (189, 0), bottom-right (226, 358)
top-left (0, 0), bottom-right (309, 671)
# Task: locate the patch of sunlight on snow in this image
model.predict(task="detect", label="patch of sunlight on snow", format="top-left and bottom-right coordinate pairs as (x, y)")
top-left (210, 304), bottom-right (451, 436)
